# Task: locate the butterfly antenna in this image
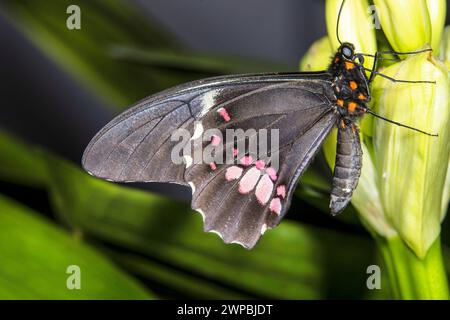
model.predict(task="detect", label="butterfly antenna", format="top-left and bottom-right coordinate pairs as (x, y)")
top-left (366, 109), bottom-right (438, 136)
top-left (336, 0), bottom-right (346, 45)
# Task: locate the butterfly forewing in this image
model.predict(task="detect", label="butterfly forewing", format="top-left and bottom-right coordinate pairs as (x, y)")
top-left (82, 73), bottom-right (331, 185)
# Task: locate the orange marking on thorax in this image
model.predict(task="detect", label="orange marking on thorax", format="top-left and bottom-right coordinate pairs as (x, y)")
top-left (345, 61), bottom-right (354, 70)
top-left (340, 120), bottom-right (346, 129)
top-left (349, 81), bottom-right (358, 90)
top-left (337, 99), bottom-right (344, 107)
top-left (348, 102), bottom-right (357, 112)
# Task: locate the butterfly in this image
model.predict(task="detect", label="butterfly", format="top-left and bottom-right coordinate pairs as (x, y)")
top-left (82, 0), bottom-right (434, 249)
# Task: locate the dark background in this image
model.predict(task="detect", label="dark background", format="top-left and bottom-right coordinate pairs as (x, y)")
top-left (0, 0), bottom-right (324, 163)
top-left (1, 0), bottom-right (449, 163)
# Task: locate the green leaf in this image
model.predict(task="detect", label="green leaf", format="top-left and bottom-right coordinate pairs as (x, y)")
top-left (105, 249), bottom-right (250, 299)
top-left (0, 194), bottom-right (154, 299)
top-left (0, 132), bottom-right (48, 187)
top-left (109, 45), bottom-right (289, 74)
top-left (44, 153), bottom-right (380, 299)
top-left (1, 0), bottom-right (194, 108)
top-left (0, 129), bottom-right (380, 299)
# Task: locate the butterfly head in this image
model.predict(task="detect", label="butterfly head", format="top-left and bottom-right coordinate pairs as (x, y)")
top-left (338, 42), bottom-right (356, 61)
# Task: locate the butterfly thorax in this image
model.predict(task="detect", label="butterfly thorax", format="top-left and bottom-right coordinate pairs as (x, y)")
top-left (328, 42), bottom-right (370, 127)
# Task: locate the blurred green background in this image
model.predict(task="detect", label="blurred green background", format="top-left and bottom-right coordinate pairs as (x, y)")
top-left (0, 0), bottom-right (449, 299)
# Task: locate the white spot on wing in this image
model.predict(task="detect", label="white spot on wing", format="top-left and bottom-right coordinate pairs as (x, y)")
top-left (195, 208), bottom-right (206, 222)
top-left (261, 223), bottom-right (268, 235)
top-left (192, 206), bottom-right (253, 249)
top-left (191, 122), bottom-right (204, 140)
top-left (199, 90), bottom-right (218, 118)
top-left (184, 155), bottom-right (193, 168)
top-left (188, 181), bottom-right (196, 194)
top-left (209, 229), bottom-right (224, 240)
top-left (231, 240), bottom-right (246, 247)
top-left (86, 171), bottom-right (95, 177)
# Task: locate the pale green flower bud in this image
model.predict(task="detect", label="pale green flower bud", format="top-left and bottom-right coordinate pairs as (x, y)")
top-left (441, 160), bottom-right (450, 218)
top-left (323, 129), bottom-right (398, 238)
top-left (373, 0), bottom-right (432, 52)
top-left (439, 26), bottom-right (450, 218)
top-left (299, 36), bottom-right (333, 72)
top-left (350, 143), bottom-right (398, 238)
top-left (426, 0), bottom-right (446, 54)
top-left (303, 4), bottom-right (450, 258)
top-left (372, 50), bottom-right (450, 258)
top-left (326, 0), bottom-right (377, 69)
top-left (439, 25), bottom-right (450, 68)
top-left (302, 0), bottom-right (450, 298)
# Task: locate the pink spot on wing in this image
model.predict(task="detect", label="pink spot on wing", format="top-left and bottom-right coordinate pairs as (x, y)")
top-left (269, 198), bottom-right (282, 215)
top-left (276, 185), bottom-right (286, 199)
top-left (238, 167), bottom-right (261, 194)
top-left (211, 134), bottom-right (221, 146)
top-left (209, 162), bottom-right (217, 171)
top-left (217, 108), bottom-right (231, 122)
top-left (255, 160), bottom-right (265, 170)
top-left (266, 167), bottom-right (277, 181)
top-left (240, 155), bottom-right (253, 166)
top-left (232, 148), bottom-right (239, 157)
top-left (225, 166), bottom-right (243, 181)
top-left (255, 174), bottom-right (273, 205)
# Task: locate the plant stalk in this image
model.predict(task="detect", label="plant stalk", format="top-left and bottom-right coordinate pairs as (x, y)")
top-left (376, 235), bottom-right (449, 299)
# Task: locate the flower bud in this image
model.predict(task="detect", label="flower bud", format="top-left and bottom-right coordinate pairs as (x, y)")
top-left (372, 49), bottom-right (450, 258)
top-left (326, 0), bottom-right (377, 68)
top-left (299, 36), bottom-right (332, 72)
top-left (438, 26), bottom-right (450, 218)
top-left (322, 128), bottom-right (398, 238)
top-left (426, 0), bottom-right (446, 54)
top-left (373, 0), bottom-right (432, 53)
top-left (439, 25), bottom-right (450, 69)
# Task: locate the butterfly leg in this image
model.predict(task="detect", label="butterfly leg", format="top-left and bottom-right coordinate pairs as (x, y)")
top-left (360, 49), bottom-right (435, 84)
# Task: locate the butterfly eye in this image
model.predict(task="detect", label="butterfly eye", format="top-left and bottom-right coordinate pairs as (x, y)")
top-left (342, 45), bottom-right (353, 59)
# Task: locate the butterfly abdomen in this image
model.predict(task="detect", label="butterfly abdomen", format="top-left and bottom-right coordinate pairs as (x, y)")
top-left (330, 123), bottom-right (362, 215)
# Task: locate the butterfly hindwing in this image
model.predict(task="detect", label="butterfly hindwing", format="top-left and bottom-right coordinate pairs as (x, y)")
top-left (82, 73), bottom-right (338, 249)
top-left (184, 81), bottom-right (338, 248)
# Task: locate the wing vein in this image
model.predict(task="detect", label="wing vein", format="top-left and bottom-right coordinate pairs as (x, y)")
top-left (116, 103), bottom-right (189, 179)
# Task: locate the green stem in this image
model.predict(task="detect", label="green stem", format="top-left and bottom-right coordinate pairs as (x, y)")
top-left (377, 235), bottom-right (449, 299)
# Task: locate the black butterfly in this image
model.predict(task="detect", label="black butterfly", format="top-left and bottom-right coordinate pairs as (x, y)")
top-left (82, 0), bottom-right (434, 248)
